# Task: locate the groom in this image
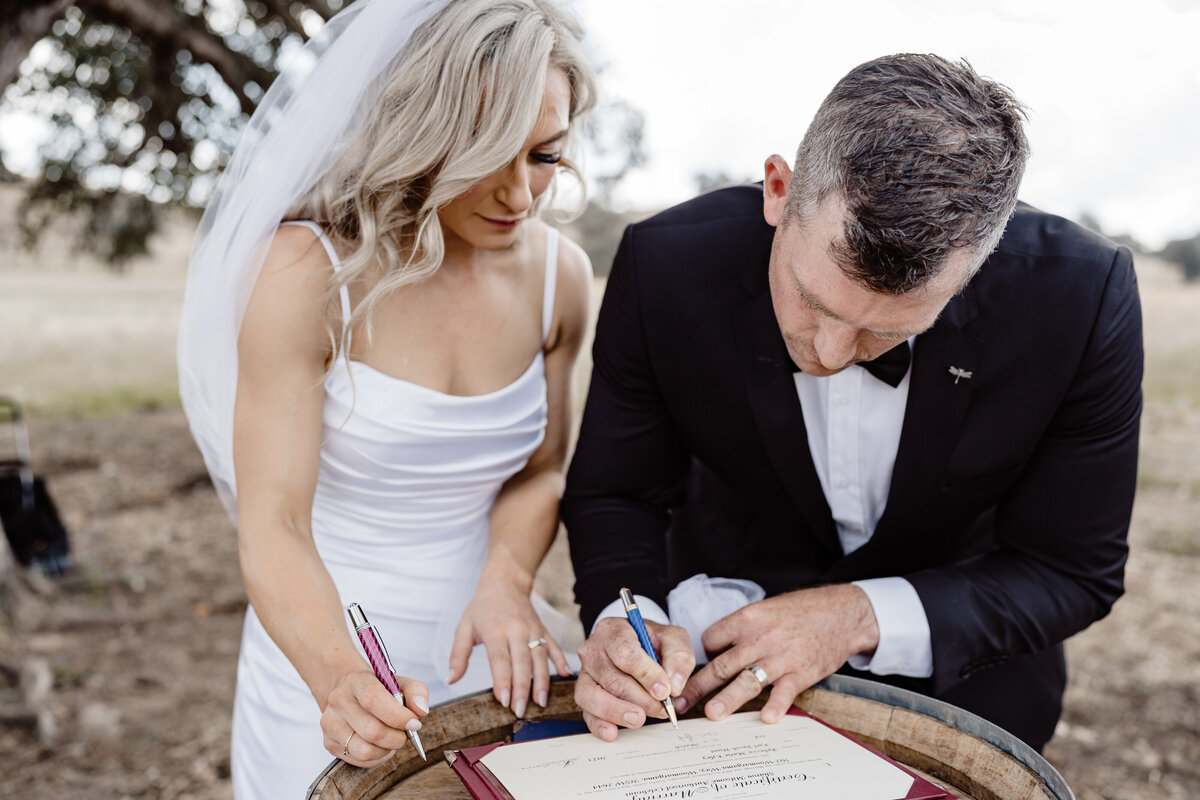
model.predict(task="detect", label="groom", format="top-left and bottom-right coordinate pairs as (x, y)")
top-left (562, 54), bottom-right (1141, 751)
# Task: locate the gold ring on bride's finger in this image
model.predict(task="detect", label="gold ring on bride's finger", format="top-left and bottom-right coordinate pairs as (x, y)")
top-left (527, 637), bottom-right (547, 650)
top-left (342, 731), bottom-right (356, 758)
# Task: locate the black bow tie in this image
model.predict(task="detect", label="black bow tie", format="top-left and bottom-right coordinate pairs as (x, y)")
top-left (858, 342), bottom-right (911, 387)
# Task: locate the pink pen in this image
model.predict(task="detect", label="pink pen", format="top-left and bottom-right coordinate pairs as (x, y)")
top-left (346, 603), bottom-right (427, 761)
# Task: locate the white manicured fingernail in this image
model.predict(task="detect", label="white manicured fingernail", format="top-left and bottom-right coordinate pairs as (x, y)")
top-left (414, 696), bottom-right (429, 713)
top-left (514, 698), bottom-right (527, 718)
top-left (535, 689), bottom-right (548, 708)
top-left (499, 689), bottom-right (511, 708)
top-left (405, 718), bottom-right (422, 732)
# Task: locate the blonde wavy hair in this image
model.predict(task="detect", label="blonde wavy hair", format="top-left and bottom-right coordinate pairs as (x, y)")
top-left (287, 0), bottom-right (596, 350)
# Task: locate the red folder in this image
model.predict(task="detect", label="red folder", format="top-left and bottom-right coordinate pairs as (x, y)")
top-left (445, 742), bottom-right (511, 800)
top-left (446, 708), bottom-right (955, 800)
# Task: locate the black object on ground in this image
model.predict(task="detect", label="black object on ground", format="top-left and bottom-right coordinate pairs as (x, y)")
top-left (0, 397), bottom-right (71, 576)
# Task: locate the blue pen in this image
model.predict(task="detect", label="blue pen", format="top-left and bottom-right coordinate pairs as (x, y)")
top-left (620, 587), bottom-right (679, 728)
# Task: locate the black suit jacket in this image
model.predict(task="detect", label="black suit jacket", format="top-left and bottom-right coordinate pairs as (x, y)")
top-left (562, 185), bottom-right (1142, 750)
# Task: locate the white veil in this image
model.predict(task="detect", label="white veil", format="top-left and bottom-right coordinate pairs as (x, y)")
top-left (178, 0), bottom-right (455, 518)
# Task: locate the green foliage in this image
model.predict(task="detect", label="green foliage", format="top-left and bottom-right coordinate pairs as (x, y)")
top-left (19, 177), bottom-right (160, 267)
top-left (34, 381), bottom-right (181, 419)
top-left (51, 659), bottom-right (89, 689)
top-left (1077, 210), bottom-right (1146, 254)
top-left (694, 170), bottom-right (754, 195)
top-left (3, 2), bottom-right (298, 265)
top-left (582, 100), bottom-right (648, 206)
top-left (571, 202), bottom-right (637, 278)
top-left (1159, 235), bottom-right (1200, 282)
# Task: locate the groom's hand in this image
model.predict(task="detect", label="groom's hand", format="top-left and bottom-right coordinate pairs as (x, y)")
top-left (574, 617), bottom-right (694, 741)
top-left (677, 584), bottom-right (880, 725)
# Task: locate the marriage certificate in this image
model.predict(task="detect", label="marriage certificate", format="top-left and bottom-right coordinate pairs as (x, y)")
top-left (475, 711), bottom-right (940, 800)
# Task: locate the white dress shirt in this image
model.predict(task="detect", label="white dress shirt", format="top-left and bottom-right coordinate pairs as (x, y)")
top-left (793, 345), bottom-right (933, 678)
top-left (595, 342), bottom-right (933, 679)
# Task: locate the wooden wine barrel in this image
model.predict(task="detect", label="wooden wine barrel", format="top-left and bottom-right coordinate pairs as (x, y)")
top-left (307, 674), bottom-right (1073, 800)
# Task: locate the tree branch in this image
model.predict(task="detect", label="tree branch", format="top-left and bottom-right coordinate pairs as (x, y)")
top-left (258, 0), bottom-right (307, 38)
top-left (0, 0), bottom-right (73, 95)
top-left (77, 0), bottom-right (275, 115)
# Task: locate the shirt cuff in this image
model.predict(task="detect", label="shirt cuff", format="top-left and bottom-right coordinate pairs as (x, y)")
top-left (591, 594), bottom-right (670, 634)
top-left (848, 577), bottom-right (934, 678)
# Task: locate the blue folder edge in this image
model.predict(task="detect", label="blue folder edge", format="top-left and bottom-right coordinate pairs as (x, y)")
top-left (511, 717), bottom-right (589, 741)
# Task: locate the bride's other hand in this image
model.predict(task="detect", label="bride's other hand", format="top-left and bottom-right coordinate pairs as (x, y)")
top-left (448, 551), bottom-right (570, 717)
top-left (320, 668), bottom-right (428, 767)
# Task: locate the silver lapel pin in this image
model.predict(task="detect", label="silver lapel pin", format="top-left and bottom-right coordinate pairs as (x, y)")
top-left (948, 366), bottom-right (973, 384)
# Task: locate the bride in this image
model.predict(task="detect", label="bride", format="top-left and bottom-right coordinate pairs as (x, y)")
top-left (176, 1), bottom-right (597, 796)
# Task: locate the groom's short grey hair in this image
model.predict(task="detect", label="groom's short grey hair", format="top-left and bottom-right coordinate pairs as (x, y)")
top-left (784, 54), bottom-right (1029, 294)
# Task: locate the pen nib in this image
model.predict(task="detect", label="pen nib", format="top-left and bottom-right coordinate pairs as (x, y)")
top-left (665, 699), bottom-right (679, 729)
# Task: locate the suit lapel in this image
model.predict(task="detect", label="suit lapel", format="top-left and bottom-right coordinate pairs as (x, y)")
top-left (873, 287), bottom-right (982, 544)
top-left (733, 291), bottom-right (842, 558)
top-left (819, 287), bottom-right (982, 581)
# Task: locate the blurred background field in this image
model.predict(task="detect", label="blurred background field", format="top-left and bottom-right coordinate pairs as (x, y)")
top-left (1, 205), bottom-right (1198, 799)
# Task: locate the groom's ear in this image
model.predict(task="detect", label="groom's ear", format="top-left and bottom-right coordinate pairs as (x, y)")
top-left (763, 155), bottom-right (792, 227)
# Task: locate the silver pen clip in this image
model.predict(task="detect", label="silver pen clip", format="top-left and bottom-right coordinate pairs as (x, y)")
top-left (372, 622), bottom-right (399, 676)
top-left (348, 603), bottom-right (399, 676)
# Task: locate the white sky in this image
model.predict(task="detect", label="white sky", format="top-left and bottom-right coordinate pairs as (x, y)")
top-left (571, 0), bottom-right (1200, 249)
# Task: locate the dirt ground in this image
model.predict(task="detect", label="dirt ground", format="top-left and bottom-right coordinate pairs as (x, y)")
top-left (1, 244), bottom-right (1198, 799)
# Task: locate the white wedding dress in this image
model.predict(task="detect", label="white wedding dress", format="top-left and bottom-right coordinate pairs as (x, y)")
top-left (230, 222), bottom-right (567, 800)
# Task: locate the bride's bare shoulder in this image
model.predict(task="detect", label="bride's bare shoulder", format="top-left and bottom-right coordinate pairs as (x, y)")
top-left (241, 223), bottom-right (337, 350)
top-left (260, 222), bottom-right (335, 279)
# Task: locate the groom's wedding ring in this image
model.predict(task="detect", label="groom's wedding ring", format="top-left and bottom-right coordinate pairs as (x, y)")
top-left (342, 731), bottom-right (356, 758)
top-left (746, 664), bottom-right (769, 686)
top-left (528, 637), bottom-right (547, 650)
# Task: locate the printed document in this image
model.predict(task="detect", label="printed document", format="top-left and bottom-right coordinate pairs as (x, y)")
top-left (477, 711), bottom-right (918, 799)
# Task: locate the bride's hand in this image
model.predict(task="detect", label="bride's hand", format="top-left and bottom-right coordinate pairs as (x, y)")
top-left (320, 668), bottom-right (429, 767)
top-left (447, 557), bottom-right (571, 717)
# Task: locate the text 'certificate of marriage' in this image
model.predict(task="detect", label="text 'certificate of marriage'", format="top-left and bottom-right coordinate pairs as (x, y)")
top-left (477, 711), bottom-right (920, 800)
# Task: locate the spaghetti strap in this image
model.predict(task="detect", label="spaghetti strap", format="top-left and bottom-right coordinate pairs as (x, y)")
top-left (541, 227), bottom-right (559, 344)
top-left (281, 220), bottom-right (352, 329)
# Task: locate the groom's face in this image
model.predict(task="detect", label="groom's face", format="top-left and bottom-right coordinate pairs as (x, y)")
top-left (762, 160), bottom-right (969, 376)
